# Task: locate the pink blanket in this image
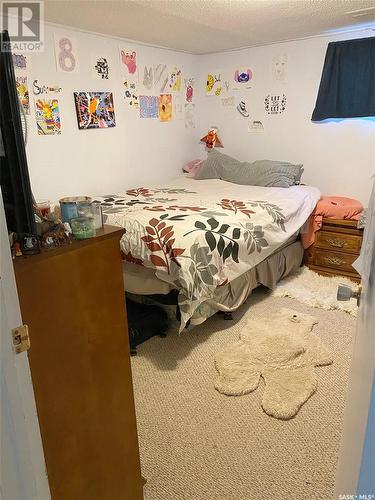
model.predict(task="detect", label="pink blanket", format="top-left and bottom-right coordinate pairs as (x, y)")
top-left (301, 196), bottom-right (363, 249)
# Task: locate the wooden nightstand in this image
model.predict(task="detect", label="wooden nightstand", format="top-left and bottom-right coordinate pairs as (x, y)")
top-left (304, 218), bottom-right (363, 282)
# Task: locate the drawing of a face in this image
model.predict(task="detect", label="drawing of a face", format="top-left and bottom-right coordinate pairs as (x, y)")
top-left (272, 54), bottom-right (287, 81)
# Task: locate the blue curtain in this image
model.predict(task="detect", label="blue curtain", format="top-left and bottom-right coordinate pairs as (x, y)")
top-left (312, 36), bottom-right (375, 121)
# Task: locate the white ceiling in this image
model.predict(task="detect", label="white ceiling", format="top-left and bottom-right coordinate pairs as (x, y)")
top-left (44, 0), bottom-right (375, 54)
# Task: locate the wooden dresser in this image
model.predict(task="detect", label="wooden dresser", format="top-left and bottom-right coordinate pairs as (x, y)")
top-left (304, 218), bottom-right (363, 282)
top-left (14, 226), bottom-right (144, 500)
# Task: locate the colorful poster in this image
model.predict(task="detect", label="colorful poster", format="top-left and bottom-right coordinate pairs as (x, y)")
top-left (271, 54), bottom-right (287, 82)
top-left (169, 66), bottom-right (182, 92)
top-left (32, 79), bottom-right (62, 96)
top-left (92, 56), bottom-right (111, 80)
top-left (232, 68), bottom-right (253, 90)
top-left (264, 94), bottom-right (287, 114)
top-left (35, 99), bottom-right (61, 135)
top-left (54, 33), bottom-right (79, 73)
top-left (119, 48), bottom-right (137, 76)
top-left (74, 92), bottom-right (116, 129)
top-left (206, 71), bottom-right (222, 96)
top-left (16, 75), bottom-right (30, 114)
top-left (184, 77), bottom-right (194, 102)
top-left (153, 64), bottom-right (168, 93)
top-left (12, 53), bottom-right (28, 70)
top-left (139, 65), bottom-right (154, 93)
top-left (158, 94), bottom-right (172, 122)
top-left (139, 95), bottom-right (158, 118)
top-left (124, 80), bottom-right (139, 108)
top-left (185, 103), bottom-right (196, 129)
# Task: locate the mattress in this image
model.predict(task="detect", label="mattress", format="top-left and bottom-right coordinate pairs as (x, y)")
top-left (94, 176), bottom-right (320, 330)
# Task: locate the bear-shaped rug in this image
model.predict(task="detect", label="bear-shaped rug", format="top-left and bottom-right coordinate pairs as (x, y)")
top-left (214, 308), bottom-right (333, 420)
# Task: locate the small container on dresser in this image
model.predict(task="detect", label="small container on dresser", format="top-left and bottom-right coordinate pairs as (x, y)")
top-left (304, 218), bottom-right (363, 282)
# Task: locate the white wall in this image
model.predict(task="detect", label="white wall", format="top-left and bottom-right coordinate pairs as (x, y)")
top-left (21, 25), bottom-right (375, 205)
top-left (196, 30), bottom-right (375, 205)
top-left (23, 24), bottom-right (200, 202)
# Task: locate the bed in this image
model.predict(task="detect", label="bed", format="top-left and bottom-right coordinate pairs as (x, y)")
top-left (94, 176), bottom-right (320, 331)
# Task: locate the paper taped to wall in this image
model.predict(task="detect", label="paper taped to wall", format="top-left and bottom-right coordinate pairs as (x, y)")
top-left (54, 33), bottom-right (79, 73)
top-left (185, 103), bottom-right (196, 128)
top-left (35, 99), bottom-right (61, 135)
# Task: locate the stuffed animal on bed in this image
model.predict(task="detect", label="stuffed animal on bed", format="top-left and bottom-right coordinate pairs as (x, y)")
top-left (200, 127), bottom-right (223, 150)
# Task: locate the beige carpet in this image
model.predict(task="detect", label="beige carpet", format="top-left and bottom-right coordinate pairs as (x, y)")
top-left (131, 288), bottom-right (356, 500)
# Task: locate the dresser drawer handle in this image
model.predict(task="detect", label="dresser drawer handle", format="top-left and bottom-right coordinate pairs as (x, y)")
top-left (326, 237), bottom-right (347, 248)
top-left (323, 256), bottom-right (346, 266)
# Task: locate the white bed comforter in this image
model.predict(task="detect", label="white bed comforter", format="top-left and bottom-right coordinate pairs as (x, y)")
top-left (95, 177), bottom-right (320, 329)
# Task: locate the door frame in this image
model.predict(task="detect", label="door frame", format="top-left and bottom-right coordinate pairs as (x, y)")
top-left (0, 192), bottom-right (50, 500)
top-left (334, 179), bottom-right (375, 497)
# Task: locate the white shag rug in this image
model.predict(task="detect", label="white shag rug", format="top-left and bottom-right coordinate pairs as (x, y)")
top-left (272, 266), bottom-right (358, 317)
top-left (215, 308), bottom-right (333, 420)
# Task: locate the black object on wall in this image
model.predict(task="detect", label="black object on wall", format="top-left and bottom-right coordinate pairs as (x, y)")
top-left (0, 30), bottom-right (36, 237)
top-left (312, 36), bottom-right (375, 121)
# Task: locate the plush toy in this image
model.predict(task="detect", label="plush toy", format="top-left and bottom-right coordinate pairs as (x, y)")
top-left (215, 308), bottom-right (332, 419)
top-left (200, 127), bottom-right (223, 150)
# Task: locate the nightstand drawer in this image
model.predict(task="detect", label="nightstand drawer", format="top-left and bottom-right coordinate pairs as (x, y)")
top-left (315, 231), bottom-right (361, 254)
top-left (313, 249), bottom-right (358, 273)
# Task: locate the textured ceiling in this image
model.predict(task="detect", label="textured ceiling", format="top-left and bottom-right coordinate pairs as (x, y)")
top-left (44, 0), bottom-right (375, 54)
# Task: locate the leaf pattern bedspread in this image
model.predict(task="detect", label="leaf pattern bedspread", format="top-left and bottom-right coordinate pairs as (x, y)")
top-left (94, 177), bottom-right (320, 330)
